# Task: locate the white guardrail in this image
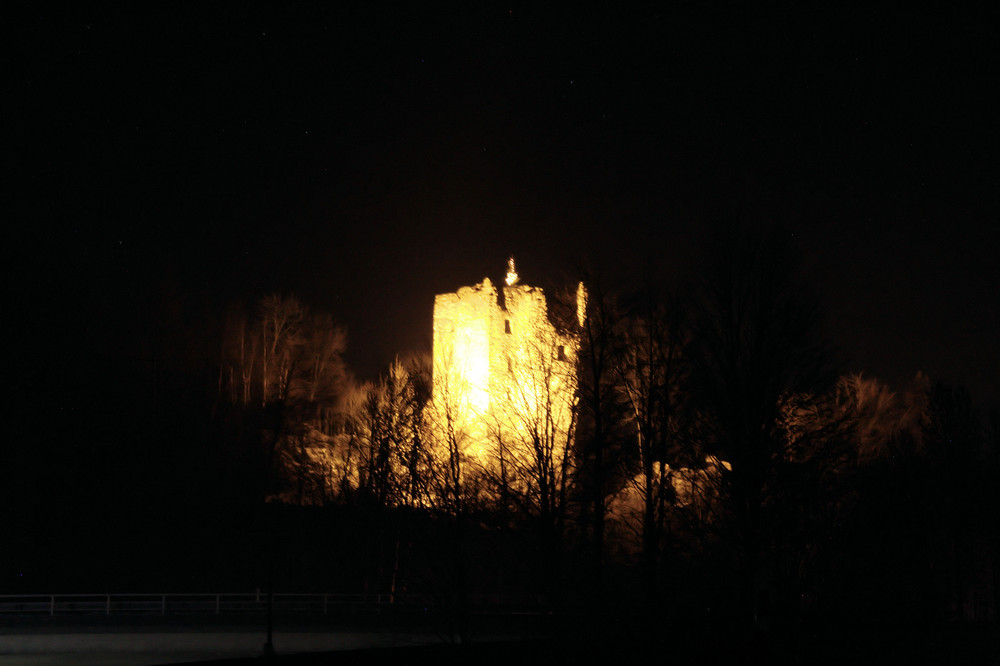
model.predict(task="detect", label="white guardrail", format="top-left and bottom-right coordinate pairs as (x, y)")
top-left (0, 592), bottom-right (424, 616)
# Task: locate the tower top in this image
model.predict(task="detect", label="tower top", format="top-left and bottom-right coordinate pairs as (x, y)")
top-left (505, 256), bottom-right (520, 286)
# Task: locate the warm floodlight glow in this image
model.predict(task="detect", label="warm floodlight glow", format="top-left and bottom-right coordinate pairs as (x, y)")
top-left (458, 324), bottom-right (490, 416)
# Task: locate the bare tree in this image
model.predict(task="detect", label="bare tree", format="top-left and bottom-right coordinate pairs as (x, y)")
top-left (426, 349), bottom-right (477, 518)
top-left (257, 293), bottom-right (306, 405)
top-left (690, 226), bottom-right (831, 627)
top-left (423, 348), bottom-right (487, 642)
top-left (493, 332), bottom-right (578, 527)
top-left (216, 293), bottom-right (349, 504)
top-left (923, 380), bottom-right (995, 622)
top-left (574, 279), bottom-right (623, 600)
top-left (613, 287), bottom-right (693, 602)
top-left (483, 314), bottom-right (579, 608)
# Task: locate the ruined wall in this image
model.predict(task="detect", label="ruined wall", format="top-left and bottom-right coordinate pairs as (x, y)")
top-left (432, 278), bottom-right (497, 457)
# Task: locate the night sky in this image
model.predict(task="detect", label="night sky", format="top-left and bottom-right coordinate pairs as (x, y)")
top-left (10, 3), bottom-right (998, 411)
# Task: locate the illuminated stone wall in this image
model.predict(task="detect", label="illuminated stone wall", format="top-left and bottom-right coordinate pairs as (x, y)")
top-left (432, 267), bottom-right (579, 472)
top-left (432, 278), bottom-right (498, 458)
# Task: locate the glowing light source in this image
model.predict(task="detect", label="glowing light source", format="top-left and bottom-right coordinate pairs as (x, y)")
top-left (505, 256), bottom-right (519, 286)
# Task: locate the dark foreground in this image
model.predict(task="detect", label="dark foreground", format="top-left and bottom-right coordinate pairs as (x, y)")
top-left (1, 613), bottom-right (997, 665)
top-left (179, 622), bottom-right (1000, 666)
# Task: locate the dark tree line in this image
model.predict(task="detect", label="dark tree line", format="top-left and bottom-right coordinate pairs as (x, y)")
top-left (199, 231), bottom-right (998, 631)
top-left (10, 230), bottom-right (995, 636)
top-left (566, 228), bottom-right (998, 628)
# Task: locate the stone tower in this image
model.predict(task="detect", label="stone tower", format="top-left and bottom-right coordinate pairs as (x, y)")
top-left (431, 259), bottom-right (580, 469)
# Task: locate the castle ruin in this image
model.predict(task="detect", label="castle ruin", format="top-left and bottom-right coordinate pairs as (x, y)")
top-left (431, 259), bottom-right (583, 475)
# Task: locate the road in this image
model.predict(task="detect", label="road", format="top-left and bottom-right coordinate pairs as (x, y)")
top-left (0, 617), bottom-right (456, 665)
